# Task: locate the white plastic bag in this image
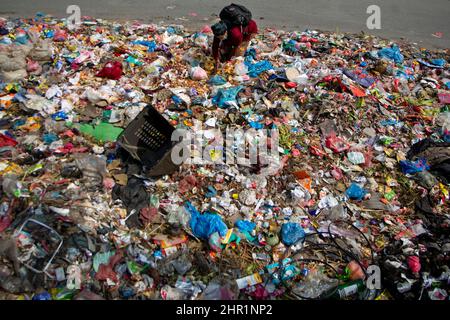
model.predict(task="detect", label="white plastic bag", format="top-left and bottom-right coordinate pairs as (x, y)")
top-left (234, 62), bottom-right (248, 76)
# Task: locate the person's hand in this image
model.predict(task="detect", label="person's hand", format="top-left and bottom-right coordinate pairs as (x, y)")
top-left (213, 60), bottom-right (219, 74)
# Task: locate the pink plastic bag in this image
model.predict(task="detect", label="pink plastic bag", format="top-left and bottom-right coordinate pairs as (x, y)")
top-left (26, 58), bottom-right (41, 73)
top-left (201, 25), bottom-right (212, 33)
top-left (53, 28), bottom-right (68, 42)
top-left (190, 66), bottom-right (208, 80)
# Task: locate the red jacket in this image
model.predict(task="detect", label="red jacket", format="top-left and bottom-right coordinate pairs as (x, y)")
top-left (212, 20), bottom-right (258, 61)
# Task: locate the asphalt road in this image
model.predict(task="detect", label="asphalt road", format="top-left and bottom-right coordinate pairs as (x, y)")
top-left (1, 0), bottom-right (449, 49)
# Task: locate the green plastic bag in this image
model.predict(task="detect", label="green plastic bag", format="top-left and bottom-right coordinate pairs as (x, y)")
top-left (79, 122), bottom-right (123, 142)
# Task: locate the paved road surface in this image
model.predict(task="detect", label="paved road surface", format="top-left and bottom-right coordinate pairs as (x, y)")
top-left (1, 0), bottom-right (449, 49)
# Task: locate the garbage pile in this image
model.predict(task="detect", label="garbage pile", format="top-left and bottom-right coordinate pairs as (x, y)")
top-left (0, 14), bottom-right (449, 300)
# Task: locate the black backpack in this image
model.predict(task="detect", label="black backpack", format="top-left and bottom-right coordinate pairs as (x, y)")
top-left (219, 4), bottom-right (252, 29)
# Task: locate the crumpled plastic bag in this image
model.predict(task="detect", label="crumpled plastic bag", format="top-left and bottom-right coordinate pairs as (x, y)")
top-left (345, 183), bottom-right (368, 201)
top-left (132, 40), bottom-right (157, 52)
top-left (190, 66), bottom-right (208, 80)
top-left (281, 222), bottom-right (305, 246)
top-left (26, 58), bottom-right (42, 74)
top-left (0, 69), bottom-right (27, 82)
top-left (73, 153), bottom-right (108, 188)
top-left (0, 133), bottom-right (18, 147)
top-left (27, 31), bottom-right (52, 62)
top-left (53, 28), bottom-right (68, 42)
top-left (201, 280), bottom-right (237, 300)
top-left (185, 202), bottom-right (228, 240)
top-left (193, 33), bottom-right (209, 50)
top-left (325, 134), bottom-right (350, 153)
top-left (234, 62), bottom-right (248, 76)
top-left (95, 250), bottom-right (123, 282)
top-left (21, 94), bottom-right (57, 115)
top-left (167, 205), bottom-right (191, 228)
top-left (96, 61), bottom-right (123, 80)
top-left (212, 86), bottom-right (243, 108)
top-left (378, 45), bottom-right (404, 64)
top-left (0, 54), bottom-right (26, 72)
top-left (235, 220), bottom-right (256, 232)
top-left (162, 32), bottom-right (184, 46)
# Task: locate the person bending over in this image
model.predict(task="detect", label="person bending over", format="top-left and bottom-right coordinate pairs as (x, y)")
top-left (211, 4), bottom-right (258, 73)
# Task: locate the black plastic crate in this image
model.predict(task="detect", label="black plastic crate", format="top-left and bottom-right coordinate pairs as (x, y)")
top-left (117, 104), bottom-right (180, 176)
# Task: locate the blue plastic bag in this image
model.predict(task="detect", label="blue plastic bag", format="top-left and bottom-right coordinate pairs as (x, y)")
top-left (378, 45), bottom-right (404, 64)
top-left (266, 258), bottom-right (300, 284)
top-left (417, 59), bottom-right (444, 69)
top-left (212, 86), bottom-right (243, 108)
top-left (32, 292), bottom-right (52, 300)
top-left (245, 48), bottom-right (257, 60)
top-left (132, 40), bottom-right (157, 52)
top-left (379, 119), bottom-right (404, 128)
top-left (185, 202), bottom-right (228, 239)
top-left (208, 75), bottom-right (227, 86)
top-left (249, 121), bottom-right (264, 129)
top-left (399, 158), bottom-right (429, 174)
top-left (281, 223), bottom-right (305, 246)
top-left (244, 57), bottom-right (273, 77)
top-left (43, 133), bottom-right (58, 145)
top-left (51, 111), bottom-right (68, 121)
top-left (430, 59), bottom-right (445, 67)
top-left (125, 56), bottom-right (143, 66)
top-left (235, 220), bottom-right (256, 232)
top-left (205, 186), bottom-right (217, 198)
top-left (345, 183), bottom-right (368, 201)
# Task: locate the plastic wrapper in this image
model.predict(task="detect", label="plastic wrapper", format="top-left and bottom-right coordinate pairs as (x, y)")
top-left (193, 33), bottom-right (209, 50)
top-left (53, 28), bottom-right (68, 42)
top-left (167, 205), bottom-right (191, 228)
